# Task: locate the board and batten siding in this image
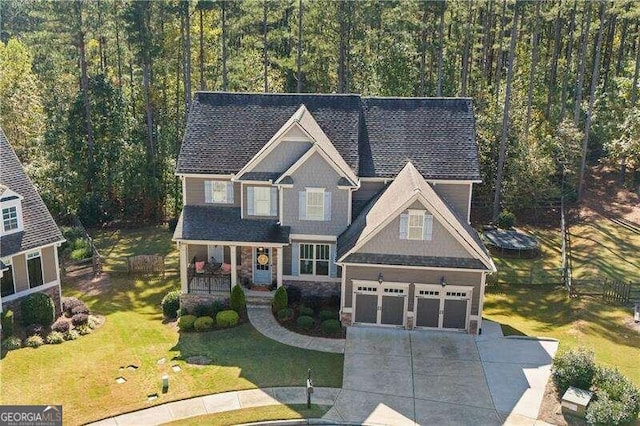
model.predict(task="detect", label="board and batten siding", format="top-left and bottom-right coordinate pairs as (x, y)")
top-left (344, 266), bottom-right (483, 315)
top-left (281, 152), bottom-right (350, 235)
top-left (431, 183), bottom-right (472, 221)
top-left (184, 177), bottom-right (241, 207)
top-left (357, 201), bottom-right (472, 259)
top-left (251, 140), bottom-right (312, 174)
top-left (41, 246), bottom-right (58, 284)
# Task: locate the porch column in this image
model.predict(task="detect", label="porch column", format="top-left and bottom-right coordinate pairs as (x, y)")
top-left (230, 245), bottom-right (238, 287)
top-left (179, 242), bottom-right (188, 293)
top-left (276, 246), bottom-right (283, 287)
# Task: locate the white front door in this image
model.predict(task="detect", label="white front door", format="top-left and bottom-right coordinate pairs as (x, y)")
top-left (207, 245), bottom-right (224, 262)
top-left (353, 281), bottom-right (409, 327)
top-left (414, 284), bottom-right (472, 331)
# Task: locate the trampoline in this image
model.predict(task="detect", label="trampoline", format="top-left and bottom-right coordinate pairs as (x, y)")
top-left (483, 228), bottom-right (540, 258)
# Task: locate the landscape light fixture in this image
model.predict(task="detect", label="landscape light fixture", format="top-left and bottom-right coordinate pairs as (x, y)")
top-left (440, 277), bottom-right (447, 287)
top-left (378, 272), bottom-right (384, 284)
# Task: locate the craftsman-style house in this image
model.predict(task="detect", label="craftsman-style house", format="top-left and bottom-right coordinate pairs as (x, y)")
top-left (173, 93), bottom-right (495, 334)
top-left (0, 129), bottom-right (64, 317)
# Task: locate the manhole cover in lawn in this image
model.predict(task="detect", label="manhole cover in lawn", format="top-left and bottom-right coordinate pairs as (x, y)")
top-left (115, 377), bottom-right (126, 384)
top-left (186, 356), bottom-right (211, 366)
top-left (157, 358), bottom-right (166, 365)
top-left (147, 393), bottom-right (158, 401)
top-left (171, 365), bottom-right (181, 372)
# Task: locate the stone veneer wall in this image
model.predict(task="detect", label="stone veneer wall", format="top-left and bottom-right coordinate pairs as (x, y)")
top-left (239, 247), bottom-right (253, 285)
top-left (2, 285), bottom-right (62, 326)
top-left (469, 320), bottom-right (478, 335)
top-left (180, 293), bottom-right (229, 314)
top-left (284, 280), bottom-right (340, 298)
top-left (340, 311), bottom-right (352, 327)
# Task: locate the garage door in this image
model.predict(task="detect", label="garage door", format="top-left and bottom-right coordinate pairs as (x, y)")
top-left (414, 285), bottom-right (472, 331)
top-left (353, 281), bottom-right (408, 327)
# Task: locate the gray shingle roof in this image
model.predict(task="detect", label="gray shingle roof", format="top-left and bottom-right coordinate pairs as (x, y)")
top-left (173, 205), bottom-right (290, 244)
top-left (176, 92), bottom-right (481, 181)
top-left (0, 129), bottom-right (64, 257)
top-left (342, 253), bottom-right (487, 270)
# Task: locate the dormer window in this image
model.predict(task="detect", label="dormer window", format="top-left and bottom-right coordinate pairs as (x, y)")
top-left (0, 188), bottom-right (23, 235)
top-left (2, 206), bottom-right (18, 231)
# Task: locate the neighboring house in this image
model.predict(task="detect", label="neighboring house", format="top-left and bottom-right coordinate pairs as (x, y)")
top-left (173, 93), bottom-right (496, 334)
top-left (0, 128), bottom-right (64, 319)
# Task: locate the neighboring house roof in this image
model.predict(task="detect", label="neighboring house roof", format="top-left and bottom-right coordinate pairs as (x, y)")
top-left (173, 205), bottom-right (290, 245)
top-left (337, 162), bottom-right (495, 271)
top-left (176, 92), bottom-right (481, 181)
top-left (0, 128), bottom-right (64, 257)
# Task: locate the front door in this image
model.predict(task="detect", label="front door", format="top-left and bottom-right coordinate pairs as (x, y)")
top-left (253, 247), bottom-right (271, 284)
top-left (414, 284), bottom-right (472, 331)
top-left (353, 281), bottom-right (408, 327)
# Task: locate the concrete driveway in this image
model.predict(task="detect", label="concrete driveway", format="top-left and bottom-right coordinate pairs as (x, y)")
top-left (323, 323), bottom-right (557, 426)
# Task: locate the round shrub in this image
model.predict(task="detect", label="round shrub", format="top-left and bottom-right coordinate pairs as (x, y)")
top-left (194, 316), bottom-right (214, 332)
top-left (51, 319), bottom-right (71, 333)
top-left (496, 210), bottom-right (516, 229)
top-left (216, 310), bottom-right (239, 328)
top-left (64, 330), bottom-right (80, 341)
top-left (161, 290), bottom-right (181, 319)
top-left (71, 313), bottom-right (89, 326)
top-left (230, 285), bottom-right (246, 314)
top-left (585, 367), bottom-right (640, 425)
top-left (321, 319), bottom-right (342, 336)
top-left (76, 324), bottom-right (92, 335)
top-left (552, 347), bottom-right (596, 395)
top-left (2, 336), bottom-right (22, 351)
top-left (193, 302), bottom-right (212, 318)
top-left (296, 315), bottom-right (314, 330)
top-left (25, 335), bottom-right (44, 348)
top-left (25, 324), bottom-right (44, 337)
top-left (178, 315), bottom-right (197, 331)
top-left (71, 303), bottom-right (90, 316)
top-left (62, 297), bottom-right (84, 317)
top-left (45, 331), bottom-right (65, 345)
top-left (272, 286), bottom-right (288, 313)
top-left (277, 308), bottom-right (294, 321)
top-left (299, 306), bottom-right (314, 317)
top-left (1, 310), bottom-right (14, 337)
top-left (320, 310), bottom-right (338, 322)
top-left (20, 293), bottom-right (55, 327)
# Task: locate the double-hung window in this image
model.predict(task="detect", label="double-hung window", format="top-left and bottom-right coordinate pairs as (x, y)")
top-left (253, 187), bottom-right (271, 216)
top-left (408, 210), bottom-right (425, 240)
top-left (400, 209), bottom-right (433, 241)
top-left (27, 251), bottom-right (44, 288)
top-left (306, 188), bottom-right (324, 221)
top-left (0, 258), bottom-right (14, 297)
top-left (204, 181), bottom-right (233, 204)
top-left (299, 243), bottom-right (330, 276)
top-left (2, 206), bottom-right (18, 232)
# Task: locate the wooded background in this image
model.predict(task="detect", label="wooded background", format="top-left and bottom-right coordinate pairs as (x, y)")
top-left (1, 0), bottom-right (639, 225)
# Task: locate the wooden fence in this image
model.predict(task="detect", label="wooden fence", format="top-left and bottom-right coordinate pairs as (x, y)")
top-left (127, 255), bottom-right (165, 277)
top-left (560, 196), bottom-right (574, 295)
top-left (71, 215), bottom-right (102, 276)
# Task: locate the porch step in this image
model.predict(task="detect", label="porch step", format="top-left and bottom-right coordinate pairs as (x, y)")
top-left (246, 299), bottom-right (272, 307)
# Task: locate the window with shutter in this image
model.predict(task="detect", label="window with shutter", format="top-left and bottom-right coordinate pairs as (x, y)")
top-left (205, 181), bottom-right (233, 204)
top-left (407, 210), bottom-right (425, 240)
top-left (252, 187), bottom-right (271, 216)
top-left (305, 188), bottom-right (324, 220)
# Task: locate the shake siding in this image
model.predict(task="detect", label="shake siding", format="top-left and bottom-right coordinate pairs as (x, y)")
top-left (282, 152), bottom-right (349, 235)
top-left (12, 253), bottom-right (28, 292)
top-left (41, 246), bottom-right (58, 283)
top-left (251, 140), bottom-right (312, 173)
top-left (184, 177), bottom-right (240, 207)
top-left (358, 201), bottom-right (472, 258)
top-left (432, 183), bottom-right (471, 220)
top-left (344, 266), bottom-right (483, 315)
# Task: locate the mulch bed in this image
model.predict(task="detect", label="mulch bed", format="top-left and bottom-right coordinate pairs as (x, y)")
top-left (275, 307), bottom-right (345, 339)
top-left (538, 379), bottom-right (587, 426)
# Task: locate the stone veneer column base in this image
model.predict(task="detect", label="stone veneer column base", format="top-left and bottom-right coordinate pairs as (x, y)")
top-left (340, 311), bottom-right (352, 327)
top-left (180, 293), bottom-right (229, 313)
top-left (2, 284), bottom-right (62, 325)
top-left (469, 319), bottom-right (478, 335)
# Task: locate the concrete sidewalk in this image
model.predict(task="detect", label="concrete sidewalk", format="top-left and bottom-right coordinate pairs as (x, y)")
top-left (87, 387), bottom-right (340, 426)
top-left (247, 305), bottom-right (345, 354)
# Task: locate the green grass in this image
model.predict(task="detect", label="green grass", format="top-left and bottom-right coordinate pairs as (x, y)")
top-left (162, 404), bottom-right (330, 426)
top-left (0, 227), bottom-right (343, 425)
top-left (484, 286), bottom-right (640, 387)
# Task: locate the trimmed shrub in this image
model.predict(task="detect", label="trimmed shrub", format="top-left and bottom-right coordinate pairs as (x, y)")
top-left (272, 286), bottom-right (288, 312)
top-left (25, 335), bottom-right (44, 348)
top-left (585, 367), bottom-right (640, 425)
top-left (76, 324), bottom-right (92, 335)
top-left (321, 319), bottom-right (342, 336)
top-left (3, 336), bottom-right (22, 351)
top-left (320, 310), bottom-right (338, 322)
top-left (194, 316), bottom-right (214, 332)
top-left (552, 347), bottom-right (596, 395)
top-left (1, 310), bottom-right (14, 337)
top-left (45, 331), bottom-right (65, 345)
top-left (211, 300), bottom-right (226, 318)
top-left (20, 293), bottom-right (55, 327)
top-left (216, 310), bottom-right (239, 328)
top-left (51, 318), bottom-right (71, 333)
top-left (62, 297), bottom-right (84, 317)
top-left (299, 306), bottom-right (314, 317)
top-left (71, 304), bottom-right (90, 316)
top-left (178, 315), bottom-right (197, 331)
top-left (277, 308), bottom-right (294, 321)
top-left (496, 210), bottom-right (516, 229)
top-left (64, 330), bottom-right (80, 341)
top-left (161, 290), bottom-right (181, 319)
top-left (70, 238), bottom-right (92, 261)
top-left (301, 295), bottom-right (322, 312)
top-left (230, 285), bottom-right (246, 314)
top-left (193, 302), bottom-right (212, 318)
top-left (25, 324), bottom-right (44, 337)
top-left (286, 285), bottom-right (302, 306)
top-left (296, 315), bottom-right (314, 330)
top-left (71, 313), bottom-right (89, 326)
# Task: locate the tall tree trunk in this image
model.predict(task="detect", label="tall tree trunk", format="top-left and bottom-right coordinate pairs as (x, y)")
top-left (436, 0), bottom-right (445, 96)
top-left (419, 3), bottom-right (428, 96)
top-left (143, 58), bottom-right (154, 160)
top-left (574, 1), bottom-right (592, 124)
top-left (296, 0), bottom-right (303, 93)
top-left (482, 0), bottom-right (494, 84)
top-left (182, 1), bottom-right (192, 117)
top-left (631, 31), bottom-right (640, 107)
top-left (492, 2), bottom-right (519, 221)
top-left (546, 2), bottom-right (564, 119)
top-left (221, 1), bottom-right (228, 91)
top-left (560, 0), bottom-right (577, 121)
top-left (199, 8), bottom-right (205, 90)
top-left (525, 1), bottom-right (541, 139)
top-left (113, 1), bottom-right (123, 99)
top-left (461, 1), bottom-right (472, 96)
top-left (262, 0), bottom-right (268, 92)
top-left (602, 12), bottom-right (617, 90)
top-left (494, 0), bottom-right (507, 101)
top-left (615, 14), bottom-right (629, 76)
top-left (578, 3), bottom-right (605, 201)
top-left (337, 1), bottom-right (352, 93)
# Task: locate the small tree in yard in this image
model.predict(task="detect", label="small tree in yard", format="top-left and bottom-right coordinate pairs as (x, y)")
top-left (230, 285), bottom-right (246, 314)
top-left (272, 286), bottom-right (288, 313)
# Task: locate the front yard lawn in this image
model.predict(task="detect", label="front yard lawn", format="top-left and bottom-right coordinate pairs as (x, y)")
top-left (163, 404), bottom-right (330, 426)
top-left (0, 226), bottom-right (343, 425)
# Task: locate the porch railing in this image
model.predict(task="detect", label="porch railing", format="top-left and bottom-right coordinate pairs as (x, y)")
top-left (187, 257), bottom-right (232, 295)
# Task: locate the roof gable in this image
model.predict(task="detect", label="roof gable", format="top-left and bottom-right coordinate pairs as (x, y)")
top-left (0, 187), bottom-right (23, 202)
